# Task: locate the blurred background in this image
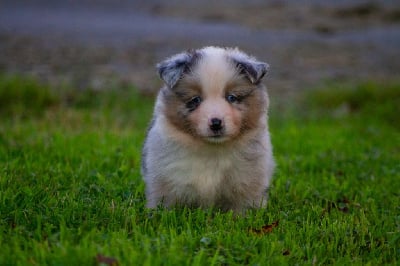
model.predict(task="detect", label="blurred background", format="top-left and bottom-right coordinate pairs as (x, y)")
top-left (1, 0), bottom-right (399, 97)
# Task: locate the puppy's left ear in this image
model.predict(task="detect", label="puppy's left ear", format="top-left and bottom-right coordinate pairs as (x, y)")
top-left (156, 50), bottom-right (198, 88)
top-left (234, 59), bottom-right (269, 84)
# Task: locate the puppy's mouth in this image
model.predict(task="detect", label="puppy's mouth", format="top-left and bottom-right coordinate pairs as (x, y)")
top-left (204, 132), bottom-right (229, 143)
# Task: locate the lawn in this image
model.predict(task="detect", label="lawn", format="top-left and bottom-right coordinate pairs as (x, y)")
top-left (0, 75), bottom-right (399, 265)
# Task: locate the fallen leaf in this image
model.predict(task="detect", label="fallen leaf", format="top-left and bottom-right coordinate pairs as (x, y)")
top-left (321, 197), bottom-right (353, 217)
top-left (10, 222), bottom-right (16, 229)
top-left (340, 197), bottom-right (350, 204)
top-left (282, 249), bottom-right (291, 256)
top-left (96, 254), bottom-right (119, 266)
top-left (250, 220), bottom-right (279, 235)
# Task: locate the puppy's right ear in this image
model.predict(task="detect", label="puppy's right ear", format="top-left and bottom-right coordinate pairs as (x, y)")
top-left (156, 50), bottom-right (198, 88)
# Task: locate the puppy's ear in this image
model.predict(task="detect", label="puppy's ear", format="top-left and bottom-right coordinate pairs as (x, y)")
top-left (234, 58), bottom-right (269, 84)
top-left (156, 50), bottom-right (198, 88)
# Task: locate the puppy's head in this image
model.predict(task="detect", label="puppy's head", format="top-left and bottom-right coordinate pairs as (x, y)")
top-left (157, 46), bottom-right (270, 144)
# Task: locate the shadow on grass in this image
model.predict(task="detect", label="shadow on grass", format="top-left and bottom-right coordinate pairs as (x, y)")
top-left (0, 73), bottom-right (154, 127)
top-left (300, 81), bottom-right (400, 128)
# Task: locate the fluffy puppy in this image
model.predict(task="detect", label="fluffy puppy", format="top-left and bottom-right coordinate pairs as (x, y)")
top-left (141, 46), bottom-right (275, 212)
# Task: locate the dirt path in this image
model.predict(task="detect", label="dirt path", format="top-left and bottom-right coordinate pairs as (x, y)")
top-left (1, 1), bottom-right (399, 95)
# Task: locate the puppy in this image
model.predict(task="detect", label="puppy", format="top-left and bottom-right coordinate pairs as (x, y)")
top-left (141, 46), bottom-right (275, 212)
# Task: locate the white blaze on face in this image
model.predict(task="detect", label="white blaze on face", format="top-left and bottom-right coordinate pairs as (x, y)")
top-left (189, 48), bottom-right (243, 141)
top-left (195, 47), bottom-right (238, 93)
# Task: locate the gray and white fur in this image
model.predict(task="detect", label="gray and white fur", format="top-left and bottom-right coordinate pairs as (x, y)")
top-left (141, 46), bottom-right (275, 213)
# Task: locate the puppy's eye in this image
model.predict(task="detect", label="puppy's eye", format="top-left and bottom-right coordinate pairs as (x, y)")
top-left (186, 96), bottom-right (202, 110)
top-left (226, 94), bottom-right (239, 103)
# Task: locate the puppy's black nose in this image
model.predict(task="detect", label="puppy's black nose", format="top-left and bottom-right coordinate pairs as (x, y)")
top-left (210, 118), bottom-right (223, 132)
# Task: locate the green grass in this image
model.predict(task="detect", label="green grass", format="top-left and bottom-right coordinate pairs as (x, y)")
top-left (0, 74), bottom-right (399, 265)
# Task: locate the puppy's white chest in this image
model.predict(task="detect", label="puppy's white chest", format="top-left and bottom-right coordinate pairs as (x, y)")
top-left (166, 151), bottom-right (233, 199)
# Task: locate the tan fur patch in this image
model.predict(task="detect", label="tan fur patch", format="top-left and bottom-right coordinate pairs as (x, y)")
top-left (161, 50), bottom-right (267, 144)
